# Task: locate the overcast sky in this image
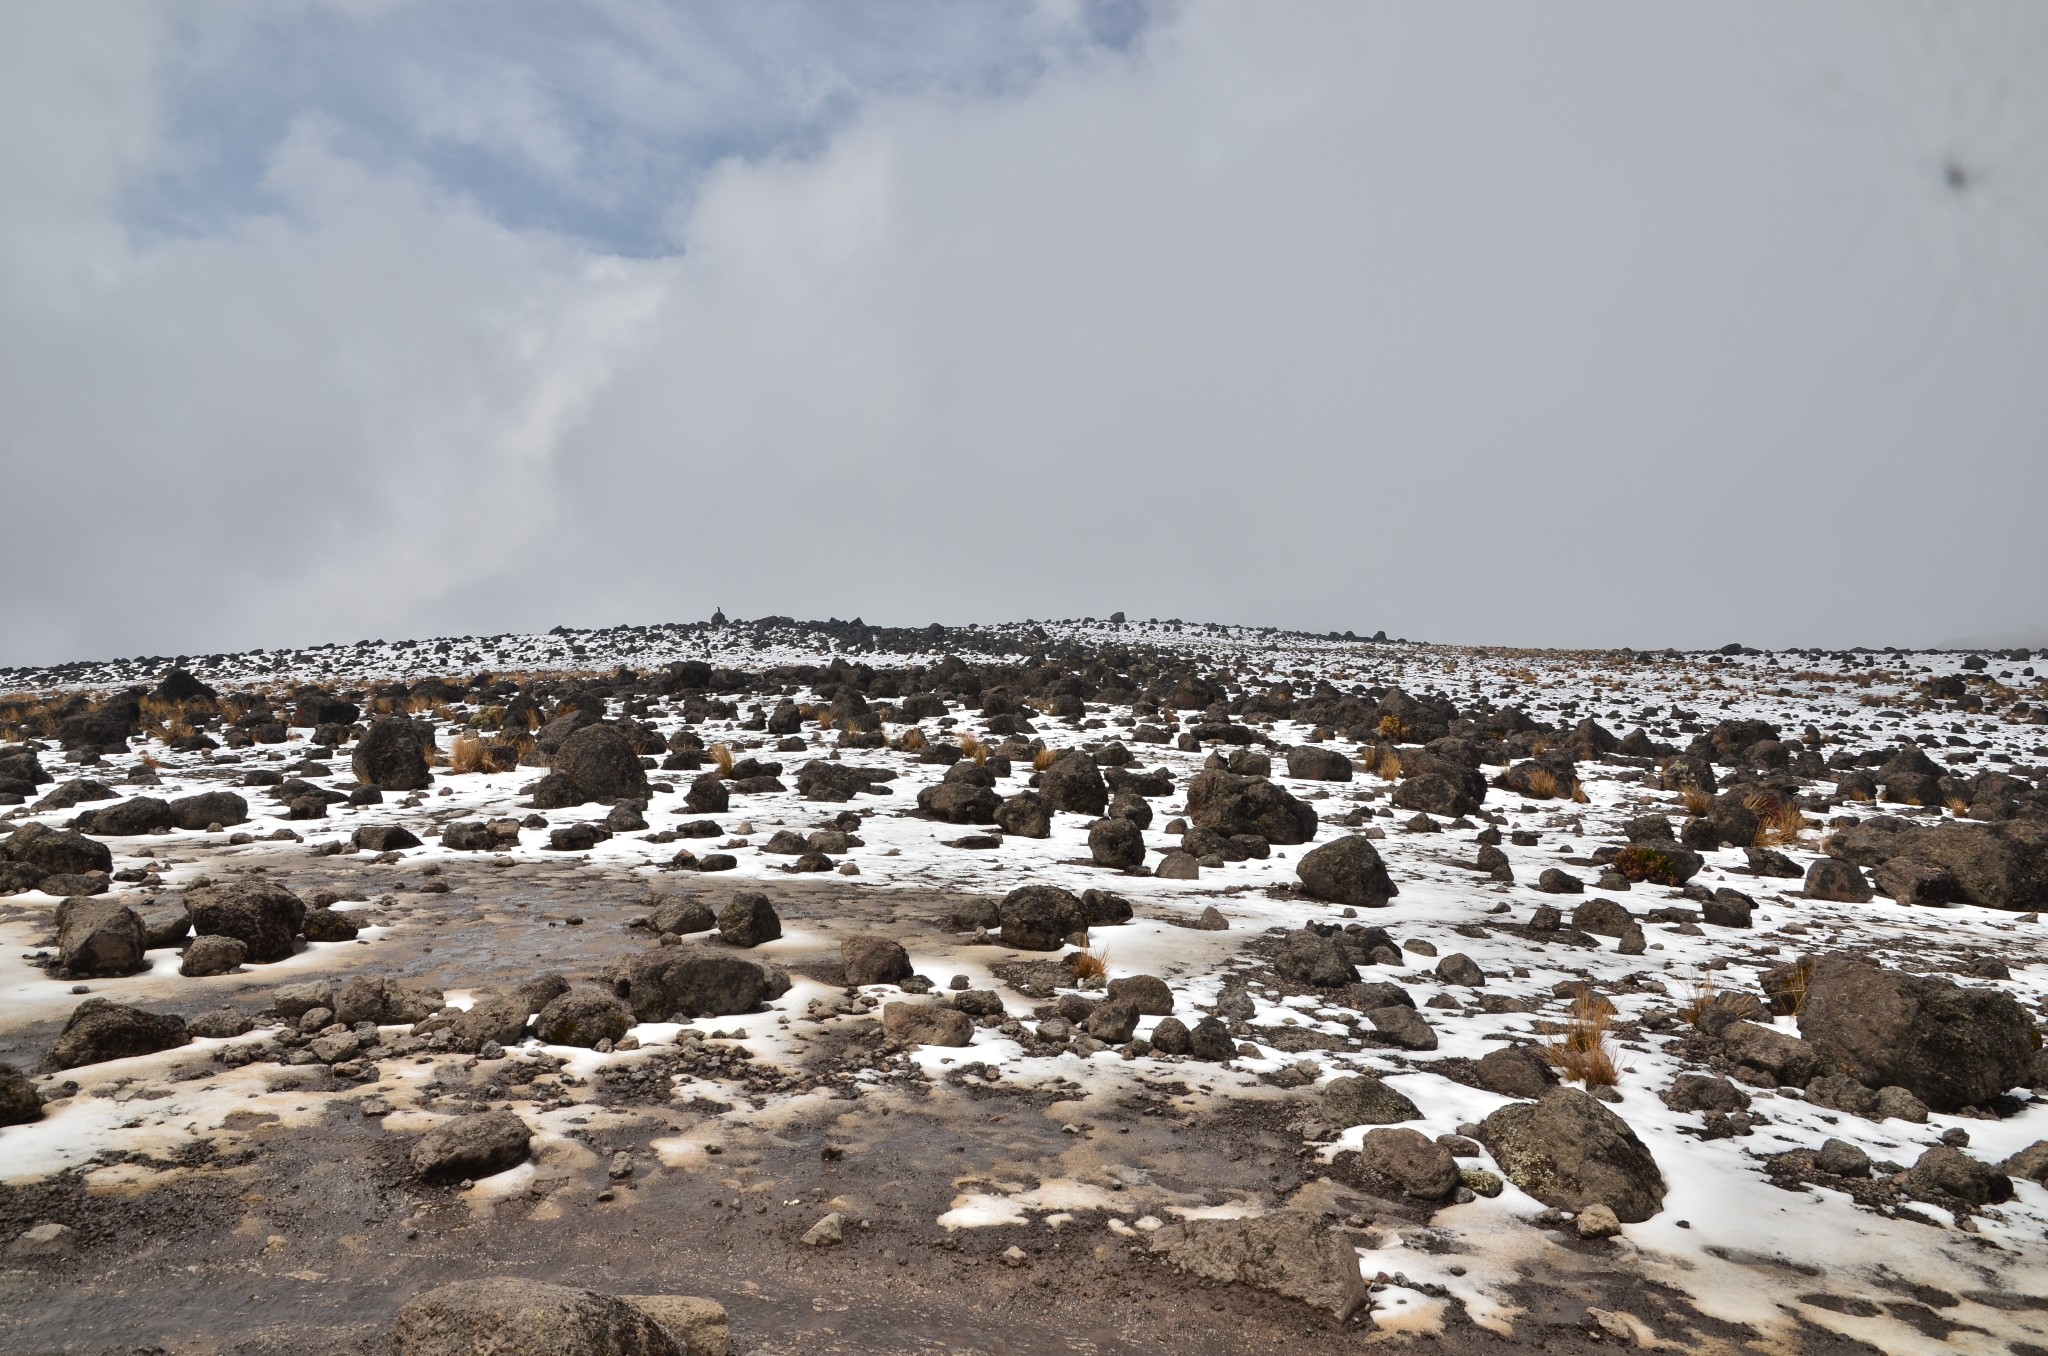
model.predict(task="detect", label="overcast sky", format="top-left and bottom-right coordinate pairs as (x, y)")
top-left (3, 1), bottom-right (2044, 665)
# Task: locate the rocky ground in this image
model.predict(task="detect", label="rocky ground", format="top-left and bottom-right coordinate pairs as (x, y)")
top-left (2, 616), bottom-right (2047, 1355)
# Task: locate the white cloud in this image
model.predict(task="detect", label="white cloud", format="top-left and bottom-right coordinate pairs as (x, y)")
top-left (2, 1), bottom-right (2045, 664)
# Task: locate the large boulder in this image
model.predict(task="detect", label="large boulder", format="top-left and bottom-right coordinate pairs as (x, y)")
top-left (55, 898), bottom-right (145, 977)
top-left (551, 724), bottom-right (652, 804)
top-left (1286, 747), bottom-right (1353, 782)
top-left (353, 717), bottom-right (431, 791)
top-left (1147, 1210), bottom-right (1368, 1319)
top-left (1, 823), bottom-right (112, 877)
top-left (182, 878), bottom-right (307, 963)
top-left (1720, 1020), bottom-right (1829, 1087)
top-left (916, 782), bottom-right (999, 824)
top-left (881, 1001), bottom-right (973, 1047)
top-left (1087, 817), bottom-right (1145, 869)
top-left (1320, 1075), bottom-right (1419, 1127)
top-left (1478, 1088), bottom-right (1666, 1223)
top-left (77, 796), bottom-right (173, 836)
top-left (1185, 770), bottom-right (1317, 845)
top-left (1803, 858), bottom-right (1873, 903)
top-left (1272, 930), bottom-right (1356, 987)
top-left (717, 894), bottom-right (781, 947)
top-left (998, 885), bottom-right (1086, 951)
top-left (1038, 753), bottom-right (1109, 816)
top-left (1351, 1127), bottom-right (1460, 1199)
top-left (993, 791), bottom-right (1053, 838)
top-left (608, 951), bottom-right (791, 1021)
top-left (1826, 819), bottom-right (2048, 911)
top-left (841, 935), bottom-right (912, 986)
top-left (535, 987), bottom-right (634, 1048)
top-left (447, 995), bottom-right (532, 1052)
top-left (408, 1112), bottom-right (534, 1183)
top-left (0, 1061), bottom-right (41, 1126)
top-left (43, 998), bottom-right (189, 1071)
top-left (1295, 836), bottom-right (1398, 907)
top-left (333, 975), bottom-right (444, 1026)
top-left (1797, 954), bottom-right (2035, 1111)
top-left (168, 791), bottom-right (250, 830)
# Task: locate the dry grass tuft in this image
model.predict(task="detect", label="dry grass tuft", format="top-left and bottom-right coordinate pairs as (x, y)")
top-left (448, 734), bottom-right (492, 774)
top-left (709, 742), bottom-right (735, 776)
top-left (1069, 940), bottom-right (1109, 981)
top-left (1570, 780), bottom-right (1590, 804)
top-left (1945, 796), bottom-right (1971, 817)
top-left (957, 734), bottom-right (990, 766)
top-left (1374, 749), bottom-right (1402, 782)
top-left (1032, 746), bottom-right (1059, 772)
top-left (1679, 784), bottom-right (1714, 817)
top-left (1747, 792), bottom-right (1807, 846)
top-left (1545, 991), bottom-right (1619, 1087)
top-left (892, 727), bottom-right (928, 753)
top-left (1677, 976), bottom-right (1718, 1027)
top-left (1526, 767), bottom-right (1560, 799)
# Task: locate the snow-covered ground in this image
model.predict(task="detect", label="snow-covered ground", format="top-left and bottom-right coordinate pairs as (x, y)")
top-left (3, 618), bottom-right (2045, 1352)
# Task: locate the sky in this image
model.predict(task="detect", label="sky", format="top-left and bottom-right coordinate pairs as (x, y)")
top-left (2, 0), bottom-right (2045, 665)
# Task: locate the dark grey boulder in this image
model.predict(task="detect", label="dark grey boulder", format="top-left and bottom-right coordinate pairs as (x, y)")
top-left (1294, 835), bottom-right (1398, 908)
top-left (352, 717), bottom-right (431, 791)
top-left (183, 878), bottom-right (306, 963)
top-left (1798, 954), bottom-right (2034, 1110)
top-left (409, 1110), bottom-right (532, 1181)
top-left (999, 885), bottom-right (1086, 951)
top-left (43, 998), bottom-right (189, 1071)
top-left (1478, 1088), bottom-right (1666, 1223)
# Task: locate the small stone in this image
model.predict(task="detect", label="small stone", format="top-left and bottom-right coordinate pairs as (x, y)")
top-left (1001, 1244), bottom-right (1029, 1268)
top-left (1574, 1204), bottom-right (1622, 1239)
top-left (801, 1212), bottom-right (844, 1247)
top-left (608, 1151), bottom-right (634, 1181)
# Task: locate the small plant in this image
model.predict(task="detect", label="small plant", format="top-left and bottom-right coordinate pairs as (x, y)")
top-left (1611, 844), bottom-right (1684, 886)
top-left (1376, 714), bottom-right (1408, 742)
top-left (1679, 784), bottom-right (1714, 817)
top-left (1570, 780), bottom-right (1590, 804)
top-left (1945, 796), bottom-right (1971, 817)
top-left (892, 727), bottom-right (928, 753)
top-left (709, 742), bottom-right (735, 776)
top-left (957, 734), bottom-right (989, 766)
top-left (1375, 749), bottom-right (1402, 782)
top-left (1070, 939), bottom-right (1109, 981)
top-left (1526, 767), bottom-right (1560, 799)
top-left (1032, 746), bottom-right (1058, 772)
top-left (1545, 991), bottom-right (1619, 1087)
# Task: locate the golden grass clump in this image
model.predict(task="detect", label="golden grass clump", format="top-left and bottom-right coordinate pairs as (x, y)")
top-left (1946, 796), bottom-right (1972, 817)
top-left (1526, 767), bottom-right (1560, 799)
top-left (1679, 784), bottom-right (1714, 817)
top-left (957, 734), bottom-right (989, 765)
top-left (709, 742), bottom-right (735, 776)
top-left (892, 727), bottom-right (928, 753)
top-left (1374, 748), bottom-right (1402, 782)
top-left (1570, 780), bottom-right (1590, 804)
top-left (448, 734), bottom-right (492, 774)
top-left (1069, 940), bottom-right (1109, 981)
top-left (1376, 714), bottom-right (1408, 742)
top-left (1544, 990), bottom-right (1619, 1087)
top-left (1032, 746), bottom-right (1059, 772)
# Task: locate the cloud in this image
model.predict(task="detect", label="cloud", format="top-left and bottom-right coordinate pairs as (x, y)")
top-left (2, 0), bottom-right (2045, 665)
